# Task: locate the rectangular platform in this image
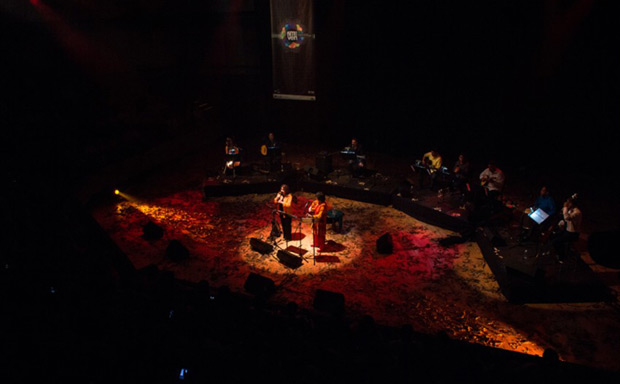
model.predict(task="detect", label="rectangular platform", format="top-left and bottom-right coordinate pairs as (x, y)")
top-left (391, 189), bottom-right (472, 233)
top-left (475, 226), bottom-right (613, 304)
top-left (202, 171), bottom-right (293, 198)
top-left (298, 170), bottom-right (400, 206)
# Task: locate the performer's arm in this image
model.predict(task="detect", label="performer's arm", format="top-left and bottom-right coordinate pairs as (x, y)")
top-left (308, 200), bottom-right (318, 214)
top-left (435, 156), bottom-right (442, 169)
top-left (563, 207), bottom-right (580, 221)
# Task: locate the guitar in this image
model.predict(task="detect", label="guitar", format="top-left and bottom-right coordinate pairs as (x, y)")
top-left (480, 176), bottom-right (489, 187)
top-left (413, 159), bottom-right (438, 175)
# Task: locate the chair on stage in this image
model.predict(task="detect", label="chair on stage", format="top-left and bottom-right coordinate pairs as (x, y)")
top-left (327, 209), bottom-right (344, 233)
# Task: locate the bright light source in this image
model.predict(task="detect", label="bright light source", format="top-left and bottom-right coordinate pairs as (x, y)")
top-left (114, 189), bottom-right (120, 195)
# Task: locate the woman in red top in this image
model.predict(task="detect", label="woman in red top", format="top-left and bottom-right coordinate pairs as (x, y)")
top-left (308, 192), bottom-right (327, 250)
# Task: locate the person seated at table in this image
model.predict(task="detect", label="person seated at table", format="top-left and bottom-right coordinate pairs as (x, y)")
top-left (520, 186), bottom-right (557, 242)
top-left (479, 160), bottom-right (505, 200)
top-left (344, 138), bottom-right (366, 178)
top-left (417, 149), bottom-right (442, 190)
top-left (223, 137), bottom-right (241, 176)
top-left (261, 132), bottom-right (282, 173)
top-left (532, 185), bottom-right (557, 217)
top-left (451, 153), bottom-right (471, 192)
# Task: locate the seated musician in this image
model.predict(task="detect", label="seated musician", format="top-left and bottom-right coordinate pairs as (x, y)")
top-left (344, 138), bottom-right (366, 178)
top-left (274, 184), bottom-right (293, 241)
top-left (529, 186), bottom-right (557, 217)
top-left (479, 161), bottom-right (505, 200)
top-left (307, 192), bottom-right (328, 251)
top-left (262, 132), bottom-right (282, 173)
top-left (451, 153), bottom-right (471, 192)
top-left (520, 186), bottom-right (557, 242)
top-left (417, 149), bottom-right (442, 190)
top-left (224, 137), bottom-right (241, 176)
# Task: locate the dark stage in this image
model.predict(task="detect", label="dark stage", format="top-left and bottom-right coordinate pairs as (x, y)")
top-left (4, 0), bottom-right (620, 382)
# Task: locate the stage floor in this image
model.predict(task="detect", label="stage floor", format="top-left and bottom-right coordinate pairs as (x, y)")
top-left (92, 185), bottom-right (620, 372)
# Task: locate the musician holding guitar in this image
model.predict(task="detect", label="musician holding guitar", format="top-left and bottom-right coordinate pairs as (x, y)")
top-left (344, 138), bottom-right (366, 178)
top-left (451, 154), bottom-right (471, 192)
top-left (261, 132), bottom-right (282, 173)
top-left (274, 184), bottom-right (294, 241)
top-left (418, 149), bottom-right (443, 190)
top-left (479, 161), bottom-right (505, 199)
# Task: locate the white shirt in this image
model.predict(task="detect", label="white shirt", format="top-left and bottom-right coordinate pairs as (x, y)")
top-left (479, 168), bottom-right (505, 192)
top-left (561, 206), bottom-right (582, 233)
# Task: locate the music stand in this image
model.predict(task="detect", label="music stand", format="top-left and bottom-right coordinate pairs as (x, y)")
top-left (267, 145), bottom-right (282, 158)
top-left (340, 148), bottom-right (357, 162)
top-left (524, 208), bottom-right (550, 260)
top-left (310, 217), bottom-right (317, 265)
top-left (528, 208), bottom-right (549, 225)
top-left (268, 210), bottom-right (282, 245)
top-left (274, 209), bottom-right (294, 250)
top-left (266, 145), bottom-right (282, 173)
top-left (300, 215), bottom-right (316, 265)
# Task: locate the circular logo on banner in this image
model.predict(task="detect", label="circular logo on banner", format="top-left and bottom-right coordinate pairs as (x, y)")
top-left (279, 22), bottom-right (306, 50)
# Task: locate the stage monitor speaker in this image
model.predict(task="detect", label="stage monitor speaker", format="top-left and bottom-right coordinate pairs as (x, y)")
top-left (313, 289), bottom-right (345, 315)
top-left (315, 152), bottom-right (333, 174)
top-left (376, 233), bottom-right (393, 254)
top-left (166, 239), bottom-right (189, 261)
top-left (276, 249), bottom-right (303, 269)
top-left (244, 273), bottom-right (275, 297)
top-left (142, 221), bottom-right (164, 240)
top-left (250, 237), bottom-right (274, 254)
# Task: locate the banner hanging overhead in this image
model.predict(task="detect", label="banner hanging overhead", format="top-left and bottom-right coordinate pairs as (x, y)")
top-left (270, 0), bottom-right (316, 101)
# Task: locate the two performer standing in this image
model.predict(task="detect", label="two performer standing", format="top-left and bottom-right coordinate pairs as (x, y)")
top-left (273, 186), bottom-right (328, 252)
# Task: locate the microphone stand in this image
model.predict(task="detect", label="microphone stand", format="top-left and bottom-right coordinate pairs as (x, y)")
top-left (306, 203), bottom-right (317, 265)
top-left (278, 210), bottom-right (311, 265)
top-left (311, 218), bottom-right (316, 265)
top-left (269, 209), bottom-right (282, 245)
